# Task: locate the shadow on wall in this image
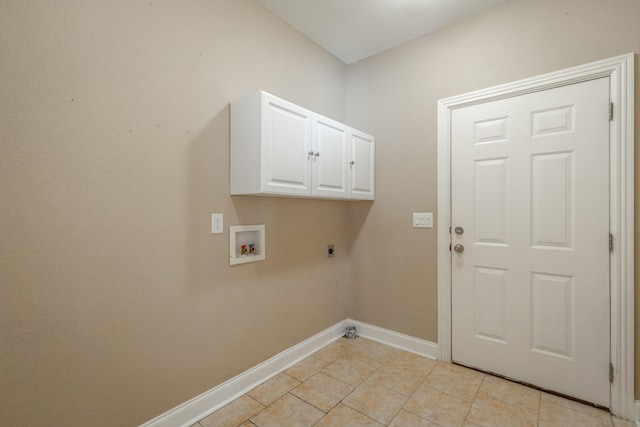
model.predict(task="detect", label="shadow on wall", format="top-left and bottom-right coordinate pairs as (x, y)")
top-left (185, 104), bottom-right (231, 293)
top-left (230, 195), bottom-right (352, 273)
top-left (348, 200), bottom-right (374, 244)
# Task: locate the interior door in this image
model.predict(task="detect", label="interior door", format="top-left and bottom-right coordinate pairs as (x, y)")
top-left (451, 78), bottom-right (610, 406)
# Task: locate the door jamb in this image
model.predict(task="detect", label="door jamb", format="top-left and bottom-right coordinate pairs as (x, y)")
top-left (436, 53), bottom-right (635, 419)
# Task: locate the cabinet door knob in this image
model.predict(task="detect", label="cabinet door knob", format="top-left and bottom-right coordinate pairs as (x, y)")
top-left (308, 151), bottom-right (315, 156)
top-left (314, 152), bottom-right (320, 157)
top-left (350, 161), bottom-right (355, 165)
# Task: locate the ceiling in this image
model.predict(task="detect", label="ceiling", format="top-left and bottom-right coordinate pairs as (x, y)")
top-left (256, 0), bottom-right (509, 64)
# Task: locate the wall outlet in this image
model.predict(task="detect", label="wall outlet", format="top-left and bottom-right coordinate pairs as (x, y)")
top-left (211, 213), bottom-right (223, 234)
top-left (327, 244), bottom-right (335, 258)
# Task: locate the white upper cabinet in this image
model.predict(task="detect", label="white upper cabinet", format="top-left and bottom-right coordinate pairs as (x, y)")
top-left (348, 128), bottom-right (375, 200)
top-left (230, 91), bottom-right (374, 200)
top-left (312, 114), bottom-right (349, 198)
top-left (231, 91), bottom-right (312, 196)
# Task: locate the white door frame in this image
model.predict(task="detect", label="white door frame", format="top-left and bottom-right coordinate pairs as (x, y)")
top-left (436, 53), bottom-right (635, 419)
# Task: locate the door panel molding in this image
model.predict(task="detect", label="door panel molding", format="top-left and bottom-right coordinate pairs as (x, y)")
top-left (437, 53), bottom-right (634, 419)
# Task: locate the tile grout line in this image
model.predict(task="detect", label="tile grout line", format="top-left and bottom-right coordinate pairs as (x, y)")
top-left (462, 373), bottom-right (486, 425)
top-left (537, 382), bottom-right (542, 427)
top-left (328, 345), bottom-right (395, 425)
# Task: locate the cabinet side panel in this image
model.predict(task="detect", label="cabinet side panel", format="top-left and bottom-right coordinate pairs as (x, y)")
top-left (230, 91), bottom-right (262, 195)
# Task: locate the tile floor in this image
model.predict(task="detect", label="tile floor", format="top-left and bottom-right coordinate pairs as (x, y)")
top-left (193, 337), bottom-right (634, 427)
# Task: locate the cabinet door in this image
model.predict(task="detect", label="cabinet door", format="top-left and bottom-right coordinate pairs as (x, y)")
top-left (312, 114), bottom-right (348, 199)
top-left (348, 129), bottom-right (375, 200)
top-left (261, 94), bottom-right (312, 196)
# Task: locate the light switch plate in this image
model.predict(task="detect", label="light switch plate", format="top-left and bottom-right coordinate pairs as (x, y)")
top-left (211, 213), bottom-right (223, 234)
top-left (413, 213), bottom-right (433, 228)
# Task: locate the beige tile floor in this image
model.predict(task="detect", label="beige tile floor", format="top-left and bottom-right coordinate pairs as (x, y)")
top-left (193, 337), bottom-right (634, 427)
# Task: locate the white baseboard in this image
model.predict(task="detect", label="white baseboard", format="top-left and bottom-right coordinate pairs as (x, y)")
top-left (139, 319), bottom-right (438, 427)
top-left (139, 320), bottom-right (348, 427)
top-left (347, 319), bottom-right (438, 360)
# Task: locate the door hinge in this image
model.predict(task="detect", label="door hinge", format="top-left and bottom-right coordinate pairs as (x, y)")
top-left (609, 362), bottom-right (614, 383)
top-left (609, 102), bottom-right (614, 121)
top-left (609, 233), bottom-right (614, 253)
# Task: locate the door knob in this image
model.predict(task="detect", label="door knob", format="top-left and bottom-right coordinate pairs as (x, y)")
top-left (454, 244), bottom-right (464, 253)
top-left (454, 226), bottom-right (464, 235)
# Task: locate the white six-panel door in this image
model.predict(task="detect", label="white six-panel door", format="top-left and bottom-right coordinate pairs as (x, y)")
top-left (451, 78), bottom-right (610, 406)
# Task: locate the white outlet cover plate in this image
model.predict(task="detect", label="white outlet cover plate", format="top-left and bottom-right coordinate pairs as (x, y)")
top-left (413, 213), bottom-right (433, 228)
top-left (212, 213), bottom-right (224, 234)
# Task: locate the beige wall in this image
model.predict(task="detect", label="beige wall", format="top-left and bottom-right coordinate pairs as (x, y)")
top-left (0, 1), bottom-right (352, 425)
top-left (346, 0), bottom-right (640, 398)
